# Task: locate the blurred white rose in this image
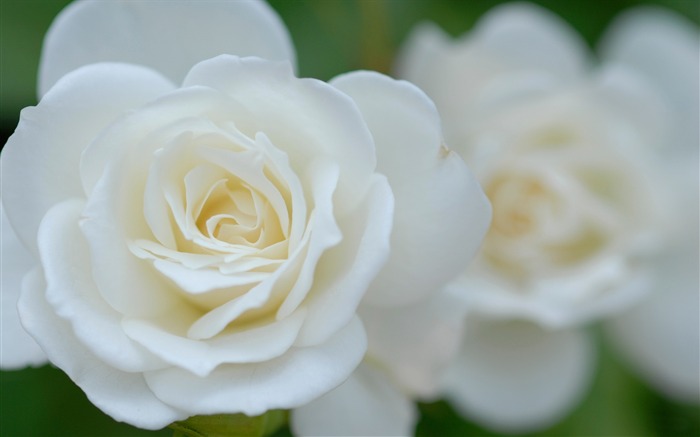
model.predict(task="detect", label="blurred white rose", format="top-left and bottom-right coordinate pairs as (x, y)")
top-left (0, 0), bottom-right (491, 430)
top-left (398, 2), bottom-right (698, 432)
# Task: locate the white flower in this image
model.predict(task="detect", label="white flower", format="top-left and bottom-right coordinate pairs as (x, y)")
top-left (398, 2), bottom-right (697, 432)
top-left (0, 0), bottom-right (490, 430)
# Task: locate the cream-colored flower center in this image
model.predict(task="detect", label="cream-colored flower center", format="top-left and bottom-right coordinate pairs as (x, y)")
top-left (479, 155), bottom-right (618, 282)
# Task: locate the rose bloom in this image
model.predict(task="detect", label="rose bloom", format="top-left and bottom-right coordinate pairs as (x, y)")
top-left (398, 3), bottom-right (698, 432)
top-left (0, 0), bottom-right (490, 431)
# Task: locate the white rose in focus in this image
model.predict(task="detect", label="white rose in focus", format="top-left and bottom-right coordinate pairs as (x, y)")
top-left (398, 3), bottom-right (695, 432)
top-left (0, 0), bottom-right (491, 430)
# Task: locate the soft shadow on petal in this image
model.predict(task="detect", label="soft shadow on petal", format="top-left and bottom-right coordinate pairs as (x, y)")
top-left (607, 242), bottom-right (700, 403)
top-left (18, 268), bottom-right (186, 430)
top-left (360, 291), bottom-right (466, 399)
top-left (332, 71), bottom-right (491, 306)
top-left (123, 309), bottom-right (306, 378)
top-left (473, 3), bottom-right (590, 80)
top-left (1, 63), bottom-right (174, 256)
top-left (291, 362), bottom-right (417, 437)
top-left (296, 174), bottom-right (393, 347)
top-left (0, 204), bottom-right (46, 369)
top-left (443, 318), bottom-right (595, 433)
top-left (38, 199), bottom-right (167, 372)
top-left (144, 317), bottom-right (367, 417)
top-left (39, 0), bottom-right (295, 96)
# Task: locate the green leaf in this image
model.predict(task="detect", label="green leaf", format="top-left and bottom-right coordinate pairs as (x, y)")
top-left (169, 411), bottom-right (287, 437)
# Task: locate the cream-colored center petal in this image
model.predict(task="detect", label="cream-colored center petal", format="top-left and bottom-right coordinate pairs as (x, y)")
top-left (125, 118), bottom-right (334, 339)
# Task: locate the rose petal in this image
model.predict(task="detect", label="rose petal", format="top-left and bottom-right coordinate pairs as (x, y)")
top-left (38, 199), bottom-right (166, 372)
top-left (276, 160), bottom-right (342, 319)
top-left (183, 55), bottom-right (377, 216)
top-left (122, 308), bottom-right (307, 378)
top-left (607, 241), bottom-right (700, 403)
top-left (473, 3), bottom-right (589, 80)
top-left (452, 254), bottom-right (650, 328)
top-left (594, 65), bottom-right (670, 152)
top-left (18, 267), bottom-right (186, 430)
top-left (395, 22), bottom-right (451, 90)
top-left (296, 174), bottom-right (393, 346)
top-left (360, 290), bottom-right (466, 398)
top-left (443, 318), bottom-right (594, 433)
top-left (332, 71), bottom-right (491, 306)
top-left (599, 7), bottom-right (699, 121)
top-left (0, 204), bottom-right (46, 369)
top-left (39, 0), bottom-right (295, 96)
top-left (185, 161), bottom-right (340, 340)
top-left (291, 362), bottom-right (417, 437)
top-left (1, 63), bottom-right (174, 256)
top-left (144, 316), bottom-right (367, 417)
top-left (81, 160), bottom-right (186, 317)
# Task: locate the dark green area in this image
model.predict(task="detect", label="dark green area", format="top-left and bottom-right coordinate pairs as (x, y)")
top-left (1, 364), bottom-right (170, 436)
top-left (1, 0), bottom-right (698, 436)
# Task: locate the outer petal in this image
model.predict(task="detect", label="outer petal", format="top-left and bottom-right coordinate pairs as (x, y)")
top-left (332, 71), bottom-right (491, 305)
top-left (39, 0), bottom-right (295, 96)
top-left (38, 198), bottom-right (166, 372)
top-left (600, 7), bottom-right (699, 158)
top-left (17, 268), bottom-right (186, 429)
top-left (296, 174), bottom-right (393, 346)
top-left (472, 3), bottom-right (589, 80)
top-left (395, 22), bottom-right (451, 91)
top-left (144, 317), bottom-right (367, 417)
top-left (606, 242), bottom-right (700, 403)
top-left (291, 362), bottom-right (417, 437)
top-left (1, 63), bottom-right (174, 256)
top-left (360, 290), bottom-right (465, 398)
top-left (0, 204), bottom-right (46, 369)
top-left (600, 8), bottom-right (699, 121)
top-left (594, 65), bottom-right (671, 153)
top-left (443, 318), bottom-right (594, 433)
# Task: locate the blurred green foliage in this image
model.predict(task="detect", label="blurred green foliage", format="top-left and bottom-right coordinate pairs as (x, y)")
top-left (1, 0), bottom-right (698, 436)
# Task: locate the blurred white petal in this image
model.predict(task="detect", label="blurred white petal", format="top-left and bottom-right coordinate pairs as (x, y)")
top-left (600, 7), bottom-right (699, 155)
top-left (607, 242), bottom-right (700, 403)
top-left (291, 362), bottom-right (417, 437)
top-left (473, 3), bottom-right (589, 81)
top-left (443, 318), bottom-right (595, 433)
top-left (360, 291), bottom-right (466, 398)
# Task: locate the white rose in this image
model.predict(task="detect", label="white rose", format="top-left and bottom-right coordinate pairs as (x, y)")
top-left (0, 0), bottom-right (491, 430)
top-left (398, 3), bottom-right (696, 432)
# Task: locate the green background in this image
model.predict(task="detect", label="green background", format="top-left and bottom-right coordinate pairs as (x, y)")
top-left (1, 0), bottom-right (698, 436)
